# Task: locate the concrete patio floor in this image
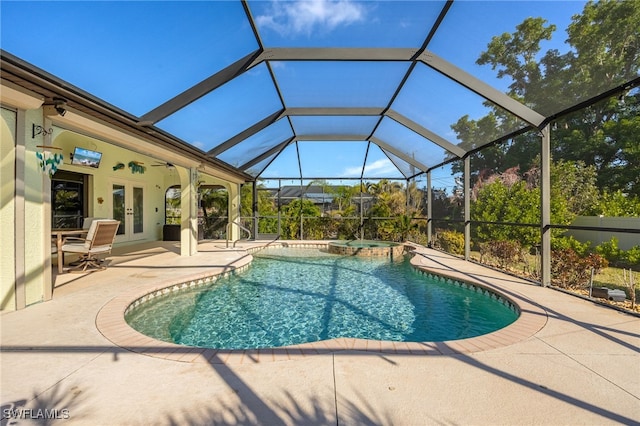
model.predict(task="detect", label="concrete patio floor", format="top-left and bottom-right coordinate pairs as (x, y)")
top-left (1, 241), bottom-right (639, 425)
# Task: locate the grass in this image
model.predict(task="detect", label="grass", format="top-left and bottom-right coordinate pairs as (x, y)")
top-left (468, 250), bottom-right (640, 313)
top-left (591, 267), bottom-right (639, 311)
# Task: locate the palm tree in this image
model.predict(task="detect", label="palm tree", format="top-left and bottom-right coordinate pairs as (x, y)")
top-left (394, 214), bottom-right (417, 242)
top-left (200, 188), bottom-right (228, 238)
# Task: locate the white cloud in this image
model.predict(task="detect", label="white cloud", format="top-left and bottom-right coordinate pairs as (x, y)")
top-left (256, 0), bottom-right (366, 36)
top-left (268, 61), bottom-right (288, 71)
top-left (341, 163), bottom-right (363, 177)
top-left (191, 140), bottom-right (206, 150)
top-left (363, 158), bottom-right (398, 175)
top-left (341, 158), bottom-right (397, 177)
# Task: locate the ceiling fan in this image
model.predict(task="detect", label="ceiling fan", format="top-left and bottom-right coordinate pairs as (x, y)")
top-left (151, 161), bottom-right (174, 168)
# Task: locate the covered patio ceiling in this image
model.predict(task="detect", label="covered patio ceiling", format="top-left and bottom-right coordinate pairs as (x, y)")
top-left (1, 0), bottom-right (638, 182)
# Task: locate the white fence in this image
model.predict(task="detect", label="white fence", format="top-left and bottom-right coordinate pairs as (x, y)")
top-left (566, 216), bottom-right (640, 250)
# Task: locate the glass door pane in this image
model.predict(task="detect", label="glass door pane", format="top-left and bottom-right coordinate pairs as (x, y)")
top-left (52, 180), bottom-right (83, 228)
top-left (133, 186), bottom-right (144, 234)
top-left (112, 184), bottom-right (125, 235)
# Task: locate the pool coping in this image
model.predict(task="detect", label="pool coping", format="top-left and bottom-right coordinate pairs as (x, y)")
top-left (95, 242), bottom-right (548, 364)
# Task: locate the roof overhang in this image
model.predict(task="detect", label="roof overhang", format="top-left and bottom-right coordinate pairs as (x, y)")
top-left (0, 49), bottom-right (252, 183)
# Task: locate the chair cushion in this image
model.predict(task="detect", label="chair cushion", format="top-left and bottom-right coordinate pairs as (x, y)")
top-left (88, 245), bottom-right (113, 254)
top-left (61, 242), bottom-right (88, 253)
top-left (62, 243), bottom-right (112, 254)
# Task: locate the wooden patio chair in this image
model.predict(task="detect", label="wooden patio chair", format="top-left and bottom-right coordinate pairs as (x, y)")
top-left (61, 219), bottom-right (120, 272)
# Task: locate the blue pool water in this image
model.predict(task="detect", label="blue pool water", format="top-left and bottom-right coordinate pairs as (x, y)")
top-left (125, 247), bottom-right (518, 349)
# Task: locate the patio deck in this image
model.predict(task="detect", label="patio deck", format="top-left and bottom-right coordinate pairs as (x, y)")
top-left (1, 241), bottom-right (639, 425)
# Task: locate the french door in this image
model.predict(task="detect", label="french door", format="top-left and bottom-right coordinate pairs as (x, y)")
top-left (112, 180), bottom-right (145, 242)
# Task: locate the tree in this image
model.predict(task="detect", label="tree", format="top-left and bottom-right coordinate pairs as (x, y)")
top-left (331, 184), bottom-right (358, 212)
top-left (472, 178), bottom-right (540, 248)
top-left (406, 179), bottom-right (425, 215)
top-left (199, 187), bottom-right (228, 238)
top-left (471, 163), bottom-right (587, 248)
top-left (453, 1), bottom-right (640, 196)
top-left (366, 179), bottom-right (403, 197)
top-left (281, 198), bottom-right (321, 239)
top-left (549, 160), bottom-right (599, 216)
top-left (200, 187), bottom-right (227, 217)
top-left (590, 190), bottom-right (640, 217)
top-left (552, 94), bottom-right (640, 196)
top-left (477, 17), bottom-right (556, 103)
top-left (240, 183), bottom-right (278, 233)
top-left (393, 214), bottom-right (417, 242)
top-left (565, 1), bottom-right (640, 97)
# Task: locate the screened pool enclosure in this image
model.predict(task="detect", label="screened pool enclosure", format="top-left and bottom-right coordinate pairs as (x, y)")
top-left (2, 0), bottom-right (638, 291)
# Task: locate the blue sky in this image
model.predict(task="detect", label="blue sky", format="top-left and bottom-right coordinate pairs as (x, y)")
top-left (1, 0), bottom-right (586, 186)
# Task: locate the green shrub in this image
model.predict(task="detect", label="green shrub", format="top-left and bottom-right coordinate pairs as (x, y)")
top-left (596, 238), bottom-right (640, 269)
top-left (591, 190), bottom-right (640, 217)
top-left (436, 229), bottom-right (465, 255)
top-left (336, 218), bottom-right (359, 240)
top-left (621, 246), bottom-right (640, 266)
top-left (552, 236), bottom-right (591, 257)
top-left (596, 237), bottom-right (621, 263)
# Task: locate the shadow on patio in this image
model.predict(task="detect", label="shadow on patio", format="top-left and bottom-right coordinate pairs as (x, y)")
top-left (3, 243), bottom-right (638, 424)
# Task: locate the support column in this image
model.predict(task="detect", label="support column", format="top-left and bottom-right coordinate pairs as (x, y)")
top-left (179, 167), bottom-right (198, 256)
top-left (0, 108), bottom-right (17, 310)
top-left (14, 109), bottom-right (26, 310)
top-left (42, 117), bottom-right (53, 301)
top-left (20, 108), bottom-right (48, 306)
top-left (464, 157), bottom-right (471, 260)
top-left (252, 181), bottom-right (258, 238)
top-left (360, 178), bottom-right (364, 241)
top-left (541, 125), bottom-right (551, 287)
top-left (405, 180), bottom-right (410, 214)
top-left (228, 183), bottom-right (242, 241)
top-left (277, 180), bottom-right (281, 236)
top-left (299, 179), bottom-right (304, 240)
top-left (427, 171), bottom-right (432, 246)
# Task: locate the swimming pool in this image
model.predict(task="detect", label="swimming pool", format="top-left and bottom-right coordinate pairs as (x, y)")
top-left (125, 247), bottom-right (518, 349)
